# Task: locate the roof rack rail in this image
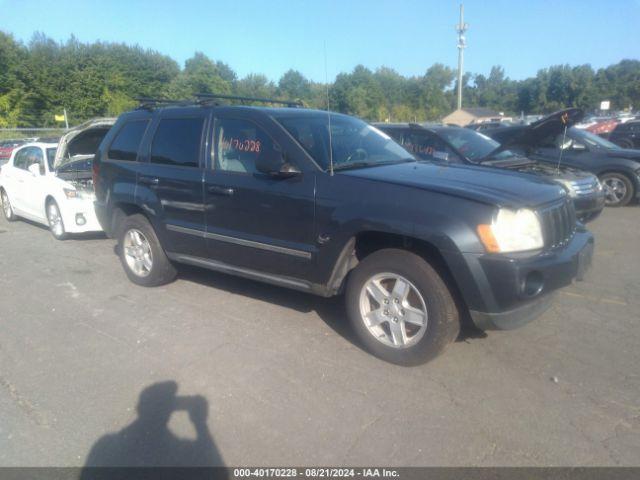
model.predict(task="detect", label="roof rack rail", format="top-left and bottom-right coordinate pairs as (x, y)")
top-left (134, 97), bottom-right (193, 110)
top-left (194, 93), bottom-right (303, 108)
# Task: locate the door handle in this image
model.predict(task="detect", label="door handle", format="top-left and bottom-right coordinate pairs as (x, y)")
top-left (208, 185), bottom-right (235, 196)
top-left (139, 176), bottom-right (159, 186)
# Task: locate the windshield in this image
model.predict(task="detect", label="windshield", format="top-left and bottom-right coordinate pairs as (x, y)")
top-left (276, 114), bottom-right (414, 171)
top-left (46, 148), bottom-right (57, 170)
top-left (435, 128), bottom-right (512, 162)
top-left (571, 128), bottom-right (621, 150)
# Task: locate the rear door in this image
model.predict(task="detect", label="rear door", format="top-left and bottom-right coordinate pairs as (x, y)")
top-left (4, 147), bottom-right (30, 212)
top-left (203, 112), bottom-right (316, 280)
top-left (138, 111), bottom-right (209, 258)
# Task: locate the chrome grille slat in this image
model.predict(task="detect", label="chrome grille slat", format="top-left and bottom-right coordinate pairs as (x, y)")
top-left (537, 199), bottom-right (576, 248)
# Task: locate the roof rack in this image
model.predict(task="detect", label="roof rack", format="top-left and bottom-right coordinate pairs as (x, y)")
top-left (195, 93), bottom-right (303, 108)
top-left (134, 97), bottom-right (193, 110)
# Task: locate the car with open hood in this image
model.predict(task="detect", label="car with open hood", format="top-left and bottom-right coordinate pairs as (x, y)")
top-left (375, 116), bottom-right (605, 223)
top-left (486, 109), bottom-right (640, 207)
top-left (0, 118), bottom-right (115, 238)
top-left (91, 96), bottom-right (594, 366)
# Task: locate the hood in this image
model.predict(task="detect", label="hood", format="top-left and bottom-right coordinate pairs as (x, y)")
top-left (484, 155), bottom-right (594, 181)
top-left (54, 118), bottom-right (116, 169)
top-left (605, 148), bottom-right (640, 162)
top-left (339, 161), bottom-right (567, 209)
top-left (486, 108), bottom-right (584, 155)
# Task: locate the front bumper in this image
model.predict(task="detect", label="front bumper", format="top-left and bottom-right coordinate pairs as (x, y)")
top-left (60, 197), bottom-right (103, 233)
top-left (457, 228), bottom-right (594, 330)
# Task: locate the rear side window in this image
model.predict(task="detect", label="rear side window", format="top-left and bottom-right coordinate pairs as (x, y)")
top-left (108, 120), bottom-right (149, 161)
top-left (150, 117), bottom-right (205, 168)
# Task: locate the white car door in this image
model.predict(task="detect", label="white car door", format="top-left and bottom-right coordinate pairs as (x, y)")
top-left (19, 146), bottom-right (48, 221)
top-left (6, 147), bottom-right (31, 214)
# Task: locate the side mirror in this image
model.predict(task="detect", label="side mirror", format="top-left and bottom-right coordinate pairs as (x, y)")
top-left (572, 142), bottom-right (587, 151)
top-left (28, 163), bottom-right (42, 176)
top-left (256, 147), bottom-right (301, 178)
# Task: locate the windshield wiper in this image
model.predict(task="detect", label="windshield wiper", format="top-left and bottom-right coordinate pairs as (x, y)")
top-left (331, 158), bottom-right (416, 172)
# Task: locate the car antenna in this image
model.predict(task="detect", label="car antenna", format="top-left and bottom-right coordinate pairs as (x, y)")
top-left (556, 112), bottom-right (570, 174)
top-left (324, 40), bottom-right (334, 176)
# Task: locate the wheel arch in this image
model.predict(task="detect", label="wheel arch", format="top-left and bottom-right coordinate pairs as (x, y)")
top-left (328, 230), bottom-right (470, 315)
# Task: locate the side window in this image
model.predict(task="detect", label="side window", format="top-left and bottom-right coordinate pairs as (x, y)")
top-left (150, 117), bottom-right (204, 168)
top-left (108, 120), bottom-right (149, 161)
top-left (15, 147), bottom-right (43, 171)
top-left (402, 132), bottom-right (459, 162)
top-left (13, 148), bottom-right (30, 170)
top-left (214, 118), bottom-right (274, 174)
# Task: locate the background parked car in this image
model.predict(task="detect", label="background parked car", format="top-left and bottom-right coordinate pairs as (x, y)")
top-left (0, 139), bottom-right (26, 164)
top-left (0, 118), bottom-right (115, 239)
top-left (486, 113), bottom-right (640, 207)
top-left (376, 115), bottom-right (605, 223)
top-left (608, 120), bottom-right (640, 149)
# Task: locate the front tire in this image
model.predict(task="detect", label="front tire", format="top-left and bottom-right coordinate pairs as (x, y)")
top-left (600, 172), bottom-right (634, 207)
top-left (46, 200), bottom-right (67, 240)
top-left (1, 189), bottom-right (17, 222)
top-left (118, 214), bottom-right (177, 287)
top-left (345, 249), bottom-right (460, 366)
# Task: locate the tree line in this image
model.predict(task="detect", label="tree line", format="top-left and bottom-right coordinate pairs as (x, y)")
top-left (1, 31), bottom-right (639, 127)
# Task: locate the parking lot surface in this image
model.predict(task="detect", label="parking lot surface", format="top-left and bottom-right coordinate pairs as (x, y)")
top-left (0, 207), bottom-right (639, 467)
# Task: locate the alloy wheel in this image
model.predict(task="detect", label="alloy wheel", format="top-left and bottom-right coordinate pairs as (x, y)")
top-left (1, 191), bottom-right (11, 218)
top-left (123, 228), bottom-right (154, 277)
top-left (359, 273), bottom-right (428, 348)
top-left (602, 177), bottom-right (627, 205)
top-left (47, 202), bottom-right (65, 237)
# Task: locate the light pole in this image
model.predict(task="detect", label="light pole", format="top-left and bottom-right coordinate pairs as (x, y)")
top-left (456, 4), bottom-right (469, 110)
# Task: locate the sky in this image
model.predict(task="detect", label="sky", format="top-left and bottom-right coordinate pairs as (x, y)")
top-left (1, 0), bottom-right (639, 83)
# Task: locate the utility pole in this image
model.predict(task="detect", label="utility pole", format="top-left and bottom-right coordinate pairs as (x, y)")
top-left (455, 4), bottom-right (469, 110)
top-left (63, 108), bottom-right (69, 130)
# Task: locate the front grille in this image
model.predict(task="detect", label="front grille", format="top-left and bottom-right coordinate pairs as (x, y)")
top-left (571, 177), bottom-right (600, 197)
top-left (537, 199), bottom-right (577, 248)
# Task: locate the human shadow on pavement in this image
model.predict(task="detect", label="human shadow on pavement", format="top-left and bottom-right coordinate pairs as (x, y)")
top-left (80, 381), bottom-right (225, 475)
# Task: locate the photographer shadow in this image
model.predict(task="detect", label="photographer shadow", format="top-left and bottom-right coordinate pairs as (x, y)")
top-left (81, 381), bottom-right (225, 472)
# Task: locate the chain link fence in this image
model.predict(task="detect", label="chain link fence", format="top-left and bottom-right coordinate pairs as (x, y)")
top-left (0, 128), bottom-right (69, 142)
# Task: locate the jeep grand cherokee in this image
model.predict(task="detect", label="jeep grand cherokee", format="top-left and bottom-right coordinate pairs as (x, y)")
top-left (92, 96), bottom-right (594, 365)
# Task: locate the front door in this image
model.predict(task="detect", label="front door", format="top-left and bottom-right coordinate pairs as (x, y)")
top-left (203, 114), bottom-right (316, 280)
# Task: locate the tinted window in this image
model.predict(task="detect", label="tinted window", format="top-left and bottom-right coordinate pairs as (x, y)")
top-left (214, 118), bottom-right (273, 174)
top-left (151, 117), bottom-right (204, 168)
top-left (108, 120), bottom-right (149, 161)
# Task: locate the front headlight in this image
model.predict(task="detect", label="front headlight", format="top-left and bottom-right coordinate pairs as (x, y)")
top-left (477, 208), bottom-right (544, 253)
top-left (63, 187), bottom-right (77, 199)
top-left (555, 179), bottom-right (577, 197)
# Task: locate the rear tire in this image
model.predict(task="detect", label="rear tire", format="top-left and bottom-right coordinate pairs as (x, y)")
top-left (46, 200), bottom-right (67, 240)
top-left (345, 249), bottom-right (460, 366)
top-left (1, 189), bottom-right (17, 222)
top-left (118, 214), bottom-right (177, 286)
top-left (616, 139), bottom-right (634, 149)
top-left (600, 172), bottom-right (634, 207)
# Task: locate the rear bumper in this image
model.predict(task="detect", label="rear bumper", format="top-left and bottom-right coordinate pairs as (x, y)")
top-left (94, 201), bottom-right (112, 236)
top-left (450, 229), bottom-right (594, 331)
